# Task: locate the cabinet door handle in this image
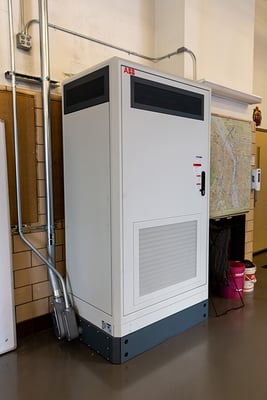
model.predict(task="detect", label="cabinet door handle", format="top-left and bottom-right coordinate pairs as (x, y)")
top-left (201, 171), bottom-right (205, 196)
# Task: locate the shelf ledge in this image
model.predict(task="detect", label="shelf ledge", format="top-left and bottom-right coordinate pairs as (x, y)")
top-left (198, 79), bottom-right (262, 105)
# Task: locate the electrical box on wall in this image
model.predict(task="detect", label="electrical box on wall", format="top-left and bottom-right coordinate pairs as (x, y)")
top-left (252, 168), bottom-right (261, 191)
top-left (62, 57), bottom-right (211, 363)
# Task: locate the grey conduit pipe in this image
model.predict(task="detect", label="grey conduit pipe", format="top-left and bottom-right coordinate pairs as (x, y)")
top-left (177, 46), bottom-right (197, 82)
top-left (24, 19), bottom-right (197, 80)
top-left (8, 0), bottom-right (78, 340)
top-left (38, 0), bottom-right (61, 299)
top-left (19, 0), bottom-right (25, 33)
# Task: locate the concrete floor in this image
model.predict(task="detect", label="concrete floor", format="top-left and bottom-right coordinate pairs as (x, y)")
top-left (1, 258), bottom-right (267, 400)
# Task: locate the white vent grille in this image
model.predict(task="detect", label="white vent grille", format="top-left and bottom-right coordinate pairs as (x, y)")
top-left (139, 221), bottom-right (197, 296)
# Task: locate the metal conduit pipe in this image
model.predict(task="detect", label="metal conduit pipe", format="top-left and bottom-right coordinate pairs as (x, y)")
top-left (38, 0), bottom-right (61, 300)
top-left (24, 19), bottom-right (197, 80)
top-left (8, 0), bottom-right (79, 341)
top-left (7, 0), bottom-right (69, 307)
top-left (19, 0), bottom-right (25, 33)
top-left (36, 1), bottom-right (77, 341)
top-left (177, 46), bottom-right (197, 82)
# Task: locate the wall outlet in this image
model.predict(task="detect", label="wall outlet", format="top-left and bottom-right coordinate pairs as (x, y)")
top-left (16, 33), bottom-right (32, 51)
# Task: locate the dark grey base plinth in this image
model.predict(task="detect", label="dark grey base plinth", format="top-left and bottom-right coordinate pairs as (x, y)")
top-left (79, 300), bottom-right (208, 363)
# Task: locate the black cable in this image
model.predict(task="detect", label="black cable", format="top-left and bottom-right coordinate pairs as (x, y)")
top-left (210, 268), bottom-right (245, 317)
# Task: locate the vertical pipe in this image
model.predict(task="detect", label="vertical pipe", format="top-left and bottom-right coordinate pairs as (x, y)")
top-left (8, 1), bottom-right (21, 225)
top-left (177, 47), bottom-right (197, 80)
top-left (38, 0), bottom-right (61, 299)
top-left (38, 3), bottom-right (79, 339)
top-left (8, 0), bottom-right (70, 308)
top-left (19, 0), bottom-right (25, 33)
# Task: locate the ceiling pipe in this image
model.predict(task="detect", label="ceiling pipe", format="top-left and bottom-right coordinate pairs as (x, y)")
top-left (24, 19), bottom-right (197, 80)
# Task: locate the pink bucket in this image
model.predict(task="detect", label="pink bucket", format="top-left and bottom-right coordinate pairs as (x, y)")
top-left (221, 261), bottom-right (245, 299)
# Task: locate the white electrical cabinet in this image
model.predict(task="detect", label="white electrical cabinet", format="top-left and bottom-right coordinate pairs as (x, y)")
top-left (0, 121), bottom-right (16, 355)
top-left (63, 58), bottom-right (210, 363)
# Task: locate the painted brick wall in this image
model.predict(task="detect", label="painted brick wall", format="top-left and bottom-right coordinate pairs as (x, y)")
top-left (0, 84), bottom-right (65, 324)
top-left (245, 122), bottom-right (256, 260)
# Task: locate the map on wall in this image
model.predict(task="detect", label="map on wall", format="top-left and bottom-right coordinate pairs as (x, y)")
top-left (210, 115), bottom-right (252, 219)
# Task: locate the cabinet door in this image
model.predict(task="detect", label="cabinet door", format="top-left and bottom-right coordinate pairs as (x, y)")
top-left (0, 122), bottom-right (16, 354)
top-left (121, 66), bottom-right (210, 315)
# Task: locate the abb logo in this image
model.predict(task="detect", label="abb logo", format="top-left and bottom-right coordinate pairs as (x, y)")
top-left (123, 67), bottom-right (135, 75)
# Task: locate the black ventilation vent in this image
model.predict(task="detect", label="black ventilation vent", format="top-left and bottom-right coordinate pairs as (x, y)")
top-left (64, 66), bottom-right (109, 114)
top-left (131, 76), bottom-right (204, 120)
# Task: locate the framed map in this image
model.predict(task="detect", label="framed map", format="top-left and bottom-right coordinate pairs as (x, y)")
top-left (210, 115), bottom-right (252, 219)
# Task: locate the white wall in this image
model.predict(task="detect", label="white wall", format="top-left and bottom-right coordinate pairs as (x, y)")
top-left (254, 0), bottom-right (267, 129)
top-left (0, 0), bottom-right (155, 87)
top-left (154, 0), bottom-right (185, 77)
top-left (184, 0), bottom-right (255, 92)
top-left (0, 1), bottom-right (261, 102)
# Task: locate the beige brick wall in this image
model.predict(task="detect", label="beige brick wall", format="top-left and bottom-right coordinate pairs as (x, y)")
top-left (6, 86), bottom-right (65, 324)
top-left (12, 229), bottom-right (65, 323)
top-left (245, 122), bottom-right (256, 261)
